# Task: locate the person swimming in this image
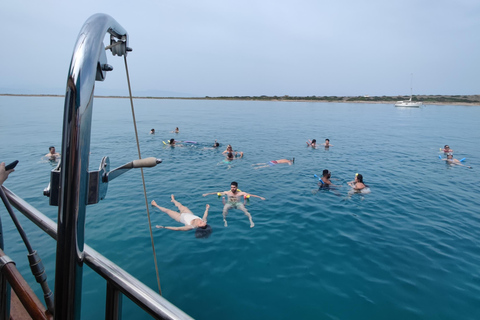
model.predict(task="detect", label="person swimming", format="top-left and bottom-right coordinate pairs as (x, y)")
top-left (318, 169), bottom-right (340, 188)
top-left (226, 151), bottom-right (243, 161)
top-left (203, 181), bottom-right (265, 228)
top-left (252, 158), bottom-right (294, 169)
top-left (306, 139), bottom-right (317, 148)
top-left (443, 154), bottom-right (472, 168)
top-left (322, 139), bottom-right (333, 148)
top-left (45, 146), bottom-right (60, 161)
top-left (442, 145), bottom-right (453, 154)
top-left (347, 173), bottom-right (368, 192)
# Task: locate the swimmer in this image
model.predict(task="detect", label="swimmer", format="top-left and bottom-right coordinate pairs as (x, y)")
top-left (203, 181), bottom-right (265, 228)
top-left (306, 139), bottom-right (317, 148)
top-left (252, 158), bottom-right (294, 169)
top-left (169, 138), bottom-right (177, 146)
top-left (322, 139), bottom-right (333, 148)
top-left (226, 151), bottom-right (243, 161)
top-left (443, 154), bottom-right (472, 168)
top-left (171, 127), bottom-right (179, 133)
top-left (213, 140), bottom-right (220, 148)
top-left (318, 169), bottom-right (340, 188)
top-left (442, 145), bottom-right (453, 154)
top-left (150, 128), bottom-right (155, 134)
top-left (0, 162), bottom-right (15, 186)
top-left (152, 195), bottom-right (212, 238)
top-left (347, 173), bottom-right (367, 191)
top-left (222, 144), bottom-right (234, 155)
top-left (45, 146), bottom-right (60, 161)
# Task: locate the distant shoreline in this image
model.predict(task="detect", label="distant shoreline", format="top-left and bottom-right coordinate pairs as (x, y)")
top-left (1, 93), bottom-right (479, 106)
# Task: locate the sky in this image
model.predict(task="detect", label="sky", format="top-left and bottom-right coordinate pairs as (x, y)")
top-left (1, 0), bottom-right (479, 97)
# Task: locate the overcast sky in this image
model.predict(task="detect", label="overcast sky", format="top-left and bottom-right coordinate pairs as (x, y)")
top-left (1, 0), bottom-right (479, 97)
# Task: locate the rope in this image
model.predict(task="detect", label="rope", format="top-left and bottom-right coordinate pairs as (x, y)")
top-left (123, 55), bottom-right (162, 296)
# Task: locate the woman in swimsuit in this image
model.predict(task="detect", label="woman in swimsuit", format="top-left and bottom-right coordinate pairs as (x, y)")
top-left (306, 139), bottom-right (317, 148)
top-left (152, 195), bottom-right (212, 237)
top-left (222, 144), bottom-right (233, 155)
top-left (442, 145), bottom-right (453, 154)
top-left (347, 173), bottom-right (366, 191)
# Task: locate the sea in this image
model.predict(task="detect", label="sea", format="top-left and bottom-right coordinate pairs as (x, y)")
top-left (1, 95), bottom-right (479, 320)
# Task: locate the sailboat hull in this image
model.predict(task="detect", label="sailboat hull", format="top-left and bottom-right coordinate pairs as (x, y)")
top-left (395, 101), bottom-right (422, 107)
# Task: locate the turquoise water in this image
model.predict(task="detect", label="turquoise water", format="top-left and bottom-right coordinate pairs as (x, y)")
top-left (1, 96), bottom-right (480, 319)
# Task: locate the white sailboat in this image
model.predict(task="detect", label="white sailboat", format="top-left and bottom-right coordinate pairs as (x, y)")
top-left (395, 74), bottom-right (422, 107)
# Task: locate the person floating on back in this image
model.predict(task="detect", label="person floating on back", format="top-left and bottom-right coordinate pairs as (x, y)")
top-left (152, 195), bottom-right (212, 238)
top-left (252, 158), bottom-right (294, 169)
top-left (442, 154), bottom-right (471, 169)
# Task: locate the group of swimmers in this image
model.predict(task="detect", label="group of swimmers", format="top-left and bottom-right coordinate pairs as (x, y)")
top-left (306, 138), bottom-right (332, 148)
top-left (151, 181), bottom-right (263, 237)
top-left (147, 136), bottom-right (369, 237)
top-left (440, 145), bottom-right (472, 169)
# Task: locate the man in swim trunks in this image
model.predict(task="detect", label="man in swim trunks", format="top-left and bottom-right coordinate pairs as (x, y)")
top-left (152, 195), bottom-right (210, 231)
top-left (203, 181), bottom-right (265, 228)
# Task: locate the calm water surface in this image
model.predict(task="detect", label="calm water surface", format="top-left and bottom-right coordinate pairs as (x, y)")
top-left (1, 96), bottom-right (479, 319)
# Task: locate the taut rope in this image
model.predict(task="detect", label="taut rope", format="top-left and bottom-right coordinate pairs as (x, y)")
top-left (123, 55), bottom-right (162, 295)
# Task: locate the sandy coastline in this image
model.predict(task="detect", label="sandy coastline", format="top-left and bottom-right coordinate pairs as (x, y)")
top-left (1, 93), bottom-right (479, 106)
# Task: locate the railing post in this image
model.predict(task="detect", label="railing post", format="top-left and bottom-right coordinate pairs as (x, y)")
top-left (105, 282), bottom-right (123, 320)
top-left (53, 14), bottom-right (128, 320)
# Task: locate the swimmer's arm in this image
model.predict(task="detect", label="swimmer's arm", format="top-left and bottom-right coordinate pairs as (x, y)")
top-left (156, 225), bottom-right (194, 231)
top-left (247, 193), bottom-right (266, 200)
top-left (202, 192), bottom-right (224, 197)
top-left (202, 204), bottom-right (210, 222)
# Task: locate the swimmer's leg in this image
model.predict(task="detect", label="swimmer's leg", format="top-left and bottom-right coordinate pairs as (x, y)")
top-left (170, 195), bottom-right (192, 213)
top-left (238, 204), bottom-right (254, 228)
top-left (152, 203), bottom-right (182, 222)
top-left (222, 203), bottom-right (233, 227)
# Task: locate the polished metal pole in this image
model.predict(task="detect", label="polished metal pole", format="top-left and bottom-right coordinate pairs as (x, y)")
top-left (54, 14), bottom-right (127, 320)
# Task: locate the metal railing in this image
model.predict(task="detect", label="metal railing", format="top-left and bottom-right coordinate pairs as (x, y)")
top-left (3, 186), bottom-right (192, 320)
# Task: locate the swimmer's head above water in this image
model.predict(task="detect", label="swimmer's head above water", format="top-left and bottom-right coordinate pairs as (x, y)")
top-left (355, 173), bottom-right (363, 183)
top-left (195, 224), bottom-right (212, 239)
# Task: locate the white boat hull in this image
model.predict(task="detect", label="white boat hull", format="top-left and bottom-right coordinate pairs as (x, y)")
top-left (395, 100), bottom-right (422, 107)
